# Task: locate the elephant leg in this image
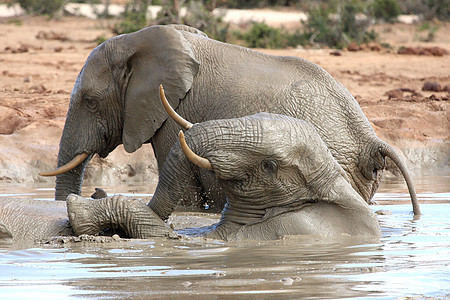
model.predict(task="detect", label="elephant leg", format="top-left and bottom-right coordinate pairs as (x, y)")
top-left (152, 124), bottom-right (226, 213)
top-left (197, 169), bottom-right (227, 211)
top-left (66, 194), bottom-right (178, 239)
top-left (175, 176), bottom-right (205, 209)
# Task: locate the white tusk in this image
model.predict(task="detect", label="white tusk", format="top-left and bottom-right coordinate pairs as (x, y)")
top-left (39, 153), bottom-right (89, 176)
top-left (178, 131), bottom-right (212, 170)
top-left (159, 84), bottom-right (193, 130)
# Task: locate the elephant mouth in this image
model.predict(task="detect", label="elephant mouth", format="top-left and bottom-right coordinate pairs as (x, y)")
top-left (99, 149), bottom-right (111, 158)
top-left (40, 142), bottom-right (117, 177)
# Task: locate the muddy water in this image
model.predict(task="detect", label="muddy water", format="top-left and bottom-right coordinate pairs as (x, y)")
top-left (0, 173), bottom-right (449, 299)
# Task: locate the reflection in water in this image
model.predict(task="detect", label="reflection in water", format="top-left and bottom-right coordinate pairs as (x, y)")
top-left (0, 175), bottom-right (449, 298)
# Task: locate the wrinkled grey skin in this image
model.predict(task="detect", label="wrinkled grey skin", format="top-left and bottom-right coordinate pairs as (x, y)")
top-left (54, 24), bottom-right (419, 215)
top-left (67, 113), bottom-right (381, 241)
top-left (0, 198), bottom-right (73, 243)
top-left (0, 196), bottom-right (173, 244)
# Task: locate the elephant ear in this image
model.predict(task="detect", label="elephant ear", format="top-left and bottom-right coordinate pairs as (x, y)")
top-left (122, 25), bottom-right (200, 153)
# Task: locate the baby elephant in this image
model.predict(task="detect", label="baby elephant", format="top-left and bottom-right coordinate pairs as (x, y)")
top-left (67, 111), bottom-right (381, 241)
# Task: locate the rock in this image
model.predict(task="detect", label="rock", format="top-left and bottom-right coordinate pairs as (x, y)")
top-left (375, 210), bottom-right (392, 215)
top-left (280, 276), bottom-right (301, 285)
top-left (428, 46), bottom-right (447, 56)
top-left (347, 42), bottom-right (360, 52)
top-left (387, 89), bottom-right (403, 99)
top-left (428, 94), bottom-right (441, 101)
top-left (368, 42), bottom-right (382, 51)
top-left (30, 84), bottom-right (47, 94)
top-left (36, 30), bottom-right (70, 42)
top-left (281, 277), bottom-right (294, 286)
top-left (398, 46), bottom-right (448, 56)
top-left (214, 271), bottom-right (226, 277)
top-left (181, 281), bottom-right (192, 288)
top-left (11, 44), bottom-right (29, 53)
top-left (330, 50), bottom-right (342, 56)
top-left (0, 106), bottom-right (30, 135)
top-left (397, 47), bottom-right (414, 55)
top-left (422, 81), bottom-right (442, 92)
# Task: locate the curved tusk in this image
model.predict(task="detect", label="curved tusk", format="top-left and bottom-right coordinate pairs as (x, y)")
top-left (159, 84), bottom-right (193, 130)
top-left (178, 131), bottom-right (212, 170)
top-left (39, 153), bottom-right (89, 177)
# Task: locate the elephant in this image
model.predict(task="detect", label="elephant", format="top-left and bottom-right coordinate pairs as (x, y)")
top-left (0, 196), bottom-right (175, 244)
top-left (1, 111), bottom-right (380, 243)
top-left (39, 24), bottom-right (420, 216)
top-left (66, 111), bottom-right (381, 241)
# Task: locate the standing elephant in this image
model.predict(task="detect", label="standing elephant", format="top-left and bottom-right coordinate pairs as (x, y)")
top-left (67, 112), bottom-right (381, 241)
top-left (40, 24), bottom-right (420, 216)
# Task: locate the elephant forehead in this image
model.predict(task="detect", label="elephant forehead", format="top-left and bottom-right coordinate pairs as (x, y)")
top-left (192, 114), bottom-right (319, 160)
top-left (256, 116), bottom-right (315, 147)
top-left (77, 67), bottom-right (111, 100)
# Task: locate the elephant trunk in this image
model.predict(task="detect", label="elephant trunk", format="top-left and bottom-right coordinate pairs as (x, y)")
top-left (148, 136), bottom-right (200, 220)
top-left (54, 154), bottom-right (92, 201)
top-left (54, 127), bottom-right (93, 200)
top-left (379, 141), bottom-right (421, 216)
top-left (67, 194), bottom-right (177, 238)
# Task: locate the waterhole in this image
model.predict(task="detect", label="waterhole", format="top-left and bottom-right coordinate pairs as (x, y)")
top-left (0, 172), bottom-right (449, 299)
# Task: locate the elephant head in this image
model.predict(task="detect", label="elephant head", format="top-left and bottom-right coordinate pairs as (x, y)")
top-left (67, 111), bottom-right (381, 240)
top-left (40, 25), bottom-right (201, 200)
top-left (154, 112), bottom-right (382, 239)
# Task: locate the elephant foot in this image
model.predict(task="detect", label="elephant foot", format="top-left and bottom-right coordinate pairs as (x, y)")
top-left (66, 194), bottom-right (178, 239)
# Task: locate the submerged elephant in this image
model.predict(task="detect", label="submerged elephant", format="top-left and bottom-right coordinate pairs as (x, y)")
top-left (0, 196), bottom-right (175, 244)
top-left (40, 24), bottom-right (420, 216)
top-left (66, 111), bottom-right (381, 241)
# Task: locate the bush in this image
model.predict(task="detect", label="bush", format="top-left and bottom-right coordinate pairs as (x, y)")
top-left (182, 1), bottom-right (230, 42)
top-left (239, 22), bottom-right (288, 48)
top-left (212, 0), bottom-right (291, 9)
top-left (301, 1), bottom-right (376, 48)
top-left (416, 21), bottom-right (439, 42)
top-left (370, 0), bottom-right (401, 22)
top-left (113, 0), bottom-right (149, 35)
top-left (11, 0), bottom-right (65, 16)
top-left (399, 0), bottom-right (450, 21)
top-left (303, 4), bottom-right (341, 47)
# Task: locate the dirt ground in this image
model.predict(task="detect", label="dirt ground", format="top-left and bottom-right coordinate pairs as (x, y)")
top-left (0, 15), bottom-right (448, 186)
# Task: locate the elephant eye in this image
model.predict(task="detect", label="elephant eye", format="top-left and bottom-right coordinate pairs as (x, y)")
top-left (261, 159), bottom-right (278, 174)
top-left (372, 168), bottom-right (379, 179)
top-left (372, 154), bottom-right (386, 179)
top-left (83, 95), bottom-right (99, 111)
